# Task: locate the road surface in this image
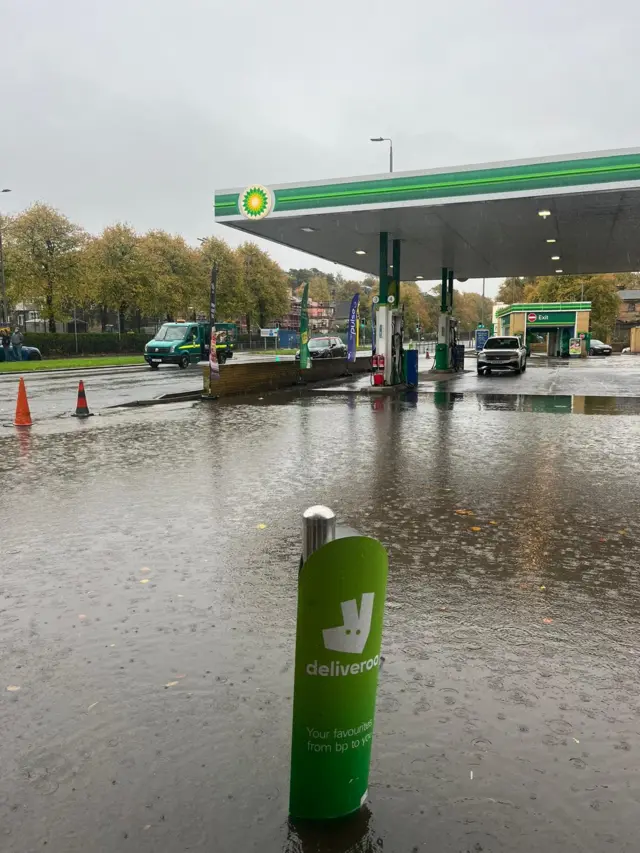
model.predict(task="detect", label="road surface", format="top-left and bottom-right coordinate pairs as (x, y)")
top-left (1, 357), bottom-right (640, 852)
top-left (0, 352), bottom-right (300, 422)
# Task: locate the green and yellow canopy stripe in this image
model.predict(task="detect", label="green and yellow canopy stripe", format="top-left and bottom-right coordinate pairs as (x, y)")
top-left (215, 152), bottom-right (640, 217)
top-left (495, 302), bottom-right (591, 317)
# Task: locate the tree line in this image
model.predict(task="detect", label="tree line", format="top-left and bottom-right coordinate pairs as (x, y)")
top-left (291, 268), bottom-right (495, 338)
top-left (2, 203), bottom-right (497, 337)
top-left (496, 274), bottom-right (636, 340)
top-left (3, 203), bottom-right (631, 340)
top-left (2, 203), bottom-right (292, 333)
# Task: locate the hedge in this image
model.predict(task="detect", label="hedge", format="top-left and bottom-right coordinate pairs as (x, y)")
top-left (25, 332), bottom-right (150, 357)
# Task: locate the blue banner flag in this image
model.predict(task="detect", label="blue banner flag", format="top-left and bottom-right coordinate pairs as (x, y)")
top-left (347, 293), bottom-right (359, 362)
top-left (371, 302), bottom-right (376, 356)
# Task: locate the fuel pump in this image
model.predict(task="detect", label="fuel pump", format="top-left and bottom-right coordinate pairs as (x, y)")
top-left (371, 296), bottom-right (405, 386)
top-left (449, 317), bottom-right (460, 371)
top-left (390, 305), bottom-right (404, 384)
top-left (371, 297), bottom-right (387, 386)
top-left (436, 314), bottom-right (459, 370)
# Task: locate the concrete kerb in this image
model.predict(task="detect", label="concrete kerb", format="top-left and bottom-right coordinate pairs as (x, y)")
top-left (0, 364), bottom-right (147, 379)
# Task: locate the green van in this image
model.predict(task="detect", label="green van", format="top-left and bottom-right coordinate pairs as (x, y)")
top-left (144, 322), bottom-right (236, 369)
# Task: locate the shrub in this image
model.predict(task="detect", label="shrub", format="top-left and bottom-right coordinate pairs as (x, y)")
top-left (25, 332), bottom-right (150, 357)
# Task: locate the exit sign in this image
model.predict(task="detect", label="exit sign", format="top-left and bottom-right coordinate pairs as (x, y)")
top-left (526, 311), bottom-right (575, 326)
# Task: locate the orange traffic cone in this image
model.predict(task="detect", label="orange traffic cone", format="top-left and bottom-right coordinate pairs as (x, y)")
top-left (14, 377), bottom-right (32, 427)
top-left (72, 380), bottom-right (93, 418)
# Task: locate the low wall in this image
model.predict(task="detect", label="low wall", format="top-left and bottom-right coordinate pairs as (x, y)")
top-left (201, 355), bottom-right (371, 398)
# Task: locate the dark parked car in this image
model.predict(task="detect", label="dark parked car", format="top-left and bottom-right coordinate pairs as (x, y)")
top-left (589, 339), bottom-right (612, 356)
top-left (295, 336), bottom-right (347, 360)
top-left (0, 344), bottom-right (42, 362)
top-left (22, 346), bottom-right (43, 361)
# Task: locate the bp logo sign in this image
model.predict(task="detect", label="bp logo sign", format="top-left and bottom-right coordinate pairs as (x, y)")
top-left (239, 185), bottom-right (274, 219)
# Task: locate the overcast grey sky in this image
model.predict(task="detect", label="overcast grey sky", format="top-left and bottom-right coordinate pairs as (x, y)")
top-left (1, 0), bottom-right (637, 297)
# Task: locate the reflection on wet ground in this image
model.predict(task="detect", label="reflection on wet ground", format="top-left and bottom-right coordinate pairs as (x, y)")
top-left (419, 390), bottom-right (640, 415)
top-left (2, 391), bottom-right (640, 852)
top-left (320, 354), bottom-right (640, 402)
top-left (302, 388), bottom-right (640, 415)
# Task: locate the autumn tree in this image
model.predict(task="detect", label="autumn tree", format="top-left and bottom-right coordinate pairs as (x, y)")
top-left (308, 274), bottom-right (331, 302)
top-left (287, 267), bottom-right (325, 294)
top-left (82, 224), bottom-right (149, 331)
top-left (608, 272), bottom-right (640, 290)
top-left (399, 282), bottom-right (431, 336)
top-left (496, 277), bottom-right (528, 304)
top-left (525, 275), bottom-right (619, 341)
top-left (237, 242), bottom-right (289, 330)
top-left (197, 237), bottom-right (246, 321)
top-left (454, 291), bottom-right (494, 331)
top-left (137, 231), bottom-right (201, 324)
top-left (5, 204), bottom-right (87, 331)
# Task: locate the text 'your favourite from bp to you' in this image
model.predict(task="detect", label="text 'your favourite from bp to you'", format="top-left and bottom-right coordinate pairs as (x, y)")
top-left (306, 719), bottom-right (373, 753)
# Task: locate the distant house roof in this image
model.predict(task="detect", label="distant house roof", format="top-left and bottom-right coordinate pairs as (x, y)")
top-left (618, 290), bottom-right (640, 300)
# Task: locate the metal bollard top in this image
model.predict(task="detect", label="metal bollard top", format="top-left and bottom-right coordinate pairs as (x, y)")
top-left (302, 505), bottom-right (336, 563)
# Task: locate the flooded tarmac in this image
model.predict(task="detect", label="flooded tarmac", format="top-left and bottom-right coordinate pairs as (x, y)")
top-left (2, 388), bottom-right (640, 852)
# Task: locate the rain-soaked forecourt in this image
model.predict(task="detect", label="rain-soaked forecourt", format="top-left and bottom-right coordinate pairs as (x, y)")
top-left (2, 361), bottom-right (640, 853)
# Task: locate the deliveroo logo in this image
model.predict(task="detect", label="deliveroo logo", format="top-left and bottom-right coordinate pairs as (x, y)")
top-left (323, 594), bottom-right (374, 655)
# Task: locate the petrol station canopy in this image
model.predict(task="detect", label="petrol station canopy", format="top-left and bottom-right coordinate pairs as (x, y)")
top-left (214, 148), bottom-right (640, 281)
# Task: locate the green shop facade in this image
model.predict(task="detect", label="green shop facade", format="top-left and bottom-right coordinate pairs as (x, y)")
top-left (494, 302), bottom-right (592, 357)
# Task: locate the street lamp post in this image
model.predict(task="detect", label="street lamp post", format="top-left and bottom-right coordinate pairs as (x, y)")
top-left (370, 137), bottom-right (393, 173)
top-left (45, 238), bottom-right (55, 334)
top-left (0, 188), bottom-right (12, 325)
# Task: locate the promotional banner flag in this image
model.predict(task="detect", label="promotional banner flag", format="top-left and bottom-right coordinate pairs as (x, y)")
top-left (371, 302), bottom-right (376, 356)
top-left (347, 294), bottom-right (359, 362)
top-left (299, 282), bottom-right (311, 370)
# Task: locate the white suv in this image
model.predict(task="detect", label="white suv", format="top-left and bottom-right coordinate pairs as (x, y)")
top-left (477, 336), bottom-right (527, 376)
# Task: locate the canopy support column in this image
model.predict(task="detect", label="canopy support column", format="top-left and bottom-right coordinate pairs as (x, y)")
top-left (392, 239), bottom-right (401, 304)
top-left (378, 233), bottom-right (389, 304)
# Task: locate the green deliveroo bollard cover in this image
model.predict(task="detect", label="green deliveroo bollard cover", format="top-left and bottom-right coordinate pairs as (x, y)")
top-left (289, 535), bottom-right (388, 820)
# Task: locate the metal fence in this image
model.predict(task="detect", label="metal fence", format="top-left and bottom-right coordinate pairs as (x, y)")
top-left (408, 337), bottom-right (476, 354)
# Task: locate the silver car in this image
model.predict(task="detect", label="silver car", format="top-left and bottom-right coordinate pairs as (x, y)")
top-left (477, 336), bottom-right (527, 376)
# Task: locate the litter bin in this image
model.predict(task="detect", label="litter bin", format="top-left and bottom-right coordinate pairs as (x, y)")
top-left (405, 349), bottom-right (418, 387)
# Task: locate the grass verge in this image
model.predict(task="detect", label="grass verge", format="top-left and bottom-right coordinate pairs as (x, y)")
top-left (0, 355), bottom-right (145, 373)
top-left (242, 348), bottom-right (297, 356)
